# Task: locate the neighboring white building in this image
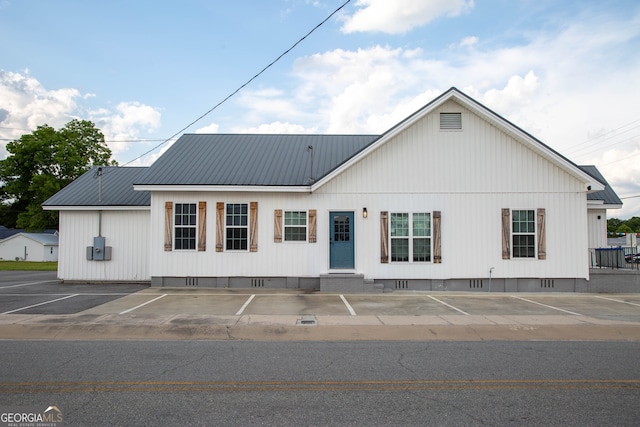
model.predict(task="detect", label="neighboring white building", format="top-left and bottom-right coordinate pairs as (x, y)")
top-left (0, 232), bottom-right (58, 262)
top-left (43, 88), bottom-right (622, 291)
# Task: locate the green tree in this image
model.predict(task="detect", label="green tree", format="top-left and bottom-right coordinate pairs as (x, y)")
top-left (607, 218), bottom-right (623, 233)
top-left (616, 224), bottom-right (634, 234)
top-left (625, 216), bottom-right (640, 233)
top-left (0, 120), bottom-right (116, 230)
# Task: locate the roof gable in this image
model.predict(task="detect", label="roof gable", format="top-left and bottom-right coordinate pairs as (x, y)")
top-left (134, 134), bottom-right (379, 187)
top-left (311, 87), bottom-right (605, 192)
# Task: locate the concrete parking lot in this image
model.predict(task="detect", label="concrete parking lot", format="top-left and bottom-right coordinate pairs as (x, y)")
top-left (1, 271), bottom-right (640, 341)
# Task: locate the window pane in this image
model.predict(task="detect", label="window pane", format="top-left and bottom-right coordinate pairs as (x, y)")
top-left (285, 226), bottom-right (306, 241)
top-left (391, 213), bottom-right (409, 237)
top-left (413, 238), bottom-right (431, 262)
top-left (285, 211), bottom-right (306, 226)
top-left (226, 228), bottom-right (247, 250)
top-left (413, 213), bottom-right (431, 237)
top-left (391, 238), bottom-right (409, 262)
top-left (513, 235), bottom-right (535, 258)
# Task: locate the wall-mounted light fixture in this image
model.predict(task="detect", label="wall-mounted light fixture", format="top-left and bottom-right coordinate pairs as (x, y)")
top-left (363, 207), bottom-right (368, 218)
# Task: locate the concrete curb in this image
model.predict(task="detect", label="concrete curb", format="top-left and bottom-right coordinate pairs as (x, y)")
top-left (1, 314), bottom-right (639, 341)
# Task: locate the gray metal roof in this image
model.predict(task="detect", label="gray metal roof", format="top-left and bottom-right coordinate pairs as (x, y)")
top-left (43, 166), bottom-right (150, 207)
top-left (1, 232), bottom-right (59, 245)
top-left (134, 134), bottom-right (380, 186)
top-left (580, 165), bottom-right (623, 206)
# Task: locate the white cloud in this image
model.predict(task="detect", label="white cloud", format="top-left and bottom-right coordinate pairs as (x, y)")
top-left (90, 102), bottom-right (162, 156)
top-left (341, 0), bottom-right (474, 34)
top-left (0, 70), bottom-right (163, 162)
top-left (195, 123), bottom-right (220, 133)
top-left (454, 36), bottom-right (478, 48)
top-left (235, 121), bottom-right (317, 134)
top-left (0, 70), bottom-right (81, 138)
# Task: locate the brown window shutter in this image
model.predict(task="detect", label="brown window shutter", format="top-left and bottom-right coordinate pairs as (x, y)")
top-left (250, 202), bottom-right (258, 252)
top-left (380, 211), bottom-right (389, 263)
top-left (274, 209), bottom-right (283, 243)
top-left (537, 208), bottom-right (546, 260)
top-left (308, 210), bottom-right (317, 243)
top-left (502, 208), bottom-right (511, 259)
top-left (164, 202), bottom-right (173, 251)
top-left (433, 211), bottom-right (442, 263)
top-left (216, 202), bottom-right (224, 252)
top-left (197, 201), bottom-right (207, 251)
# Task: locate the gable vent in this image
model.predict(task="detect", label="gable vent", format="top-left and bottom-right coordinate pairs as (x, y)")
top-left (440, 112), bottom-right (462, 130)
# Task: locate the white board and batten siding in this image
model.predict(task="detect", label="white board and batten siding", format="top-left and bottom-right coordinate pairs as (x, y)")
top-left (150, 100), bottom-right (592, 281)
top-left (315, 99), bottom-right (591, 280)
top-left (58, 210), bottom-right (149, 281)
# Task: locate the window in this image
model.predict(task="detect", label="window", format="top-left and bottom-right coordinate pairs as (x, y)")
top-left (440, 112), bottom-right (462, 130)
top-left (512, 209), bottom-right (535, 258)
top-left (390, 212), bottom-right (431, 262)
top-left (226, 203), bottom-right (248, 250)
top-left (174, 203), bottom-right (196, 250)
top-left (284, 211), bottom-right (307, 241)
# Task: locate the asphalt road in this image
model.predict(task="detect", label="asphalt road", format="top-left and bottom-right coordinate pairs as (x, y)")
top-left (1, 340), bottom-right (639, 426)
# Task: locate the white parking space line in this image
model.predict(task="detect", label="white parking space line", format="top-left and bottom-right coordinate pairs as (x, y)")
top-left (428, 295), bottom-right (469, 315)
top-left (511, 295), bottom-right (582, 315)
top-left (594, 295), bottom-right (640, 307)
top-left (340, 295), bottom-right (357, 316)
top-left (236, 294), bottom-right (256, 315)
top-left (119, 294), bottom-right (167, 315)
top-left (1, 294), bottom-right (78, 314)
top-left (0, 281), bottom-right (59, 289)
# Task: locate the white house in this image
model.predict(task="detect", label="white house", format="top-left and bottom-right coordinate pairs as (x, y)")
top-left (43, 88), bottom-right (621, 291)
top-left (0, 232), bottom-right (59, 262)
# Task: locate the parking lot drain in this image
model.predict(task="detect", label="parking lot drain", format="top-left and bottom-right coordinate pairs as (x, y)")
top-left (297, 315), bottom-right (317, 326)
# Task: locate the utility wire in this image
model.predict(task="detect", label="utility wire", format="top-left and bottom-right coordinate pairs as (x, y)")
top-left (121, 0), bottom-right (352, 166)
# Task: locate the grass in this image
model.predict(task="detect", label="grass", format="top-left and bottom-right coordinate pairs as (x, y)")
top-left (0, 261), bottom-right (58, 271)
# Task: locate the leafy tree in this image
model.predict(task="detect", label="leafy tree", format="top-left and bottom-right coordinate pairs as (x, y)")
top-left (625, 216), bottom-right (640, 233)
top-left (616, 224), bottom-right (634, 234)
top-left (0, 120), bottom-right (116, 230)
top-left (607, 218), bottom-right (623, 233)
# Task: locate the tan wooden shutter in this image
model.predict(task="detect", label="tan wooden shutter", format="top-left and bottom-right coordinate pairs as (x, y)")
top-left (502, 208), bottom-right (511, 259)
top-left (198, 201), bottom-right (207, 251)
top-left (537, 208), bottom-right (546, 260)
top-left (216, 202), bottom-right (224, 252)
top-left (274, 209), bottom-right (283, 243)
top-left (380, 211), bottom-right (389, 263)
top-left (250, 202), bottom-right (258, 252)
top-left (164, 202), bottom-right (173, 251)
top-left (308, 210), bottom-right (317, 243)
top-left (433, 211), bottom-right (442, 264)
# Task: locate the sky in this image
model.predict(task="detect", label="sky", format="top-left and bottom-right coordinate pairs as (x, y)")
top-left (1, 0), bottom-right (639, 219)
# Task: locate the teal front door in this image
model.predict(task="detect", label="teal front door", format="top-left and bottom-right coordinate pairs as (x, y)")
top-left (329, 211), bottom-right (354, 269)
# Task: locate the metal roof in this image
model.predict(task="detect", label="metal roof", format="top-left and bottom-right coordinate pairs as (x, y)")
top-left (0, 232), bottom-right (59, 245)
top-left (134, 134), bottom-right (380, 186)
top-left (43, 166), bottom-right (150, 207)
top-left (580, 165), bottom-right (623, 207)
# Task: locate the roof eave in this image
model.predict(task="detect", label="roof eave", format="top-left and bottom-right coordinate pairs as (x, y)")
top-left (43, 205), bottom-right (150, 211)
top-left (133, 184), bottom-right (312, 193)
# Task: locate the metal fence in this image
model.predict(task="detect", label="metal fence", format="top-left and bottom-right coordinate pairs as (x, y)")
top-left (590, 246), bottom-right (640, 270)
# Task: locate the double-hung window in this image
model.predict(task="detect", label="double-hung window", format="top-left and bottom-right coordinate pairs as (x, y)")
top-left (226, 203), bottom-right (248, 250)
top-left (512, 209), bottom-right (535, 258)
top-left (284, 211), bottom-right (307, 242)
top-left (174, 203), bottom-right (197, 250)
top-left (390, 212), bottom-right (432, 262)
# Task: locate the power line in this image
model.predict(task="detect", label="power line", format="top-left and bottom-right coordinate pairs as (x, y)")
top-left (563, 118), bottom-right (640, 155)
top-left (121, 0), bottom-right (352, 167)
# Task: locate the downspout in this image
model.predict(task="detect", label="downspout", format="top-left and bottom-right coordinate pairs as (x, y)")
top-left (97, 167), bottom-right (103, 236)
top-left (307, 145), bottom-right (314, 193)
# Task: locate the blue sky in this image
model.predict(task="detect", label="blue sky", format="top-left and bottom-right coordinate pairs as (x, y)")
top-left (1, 0), bottom-right (640, 218)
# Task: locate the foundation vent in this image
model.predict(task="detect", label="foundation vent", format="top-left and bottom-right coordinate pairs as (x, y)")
top-left (470, 279), bottom-right (483, 289)
top-left (186, 277), bottom-right (198, 287)
top-left (541, 279), bottom-right (554, 289)
top-left (395, 280), bottom-right (408, 289)
top-left (251, 279), bottom-right (265, 288)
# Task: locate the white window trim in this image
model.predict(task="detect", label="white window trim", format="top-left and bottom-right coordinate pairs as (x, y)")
top-left (389, 212), bottom-right (433, 263)
top-left (225, 202), bottom-right (249, 252)
top-left (283, 210), bottom-right (308, 243)
top-left (511, 208), bottom-right (536, 259)
top-left (174, 202), bottom-right (198, 251)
